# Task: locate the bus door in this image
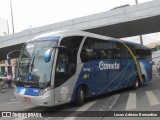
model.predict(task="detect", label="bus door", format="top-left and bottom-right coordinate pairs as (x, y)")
top-left (54, 36), bottom-right (83, 105)
top-left (54, 48), bottom-right (70, 104)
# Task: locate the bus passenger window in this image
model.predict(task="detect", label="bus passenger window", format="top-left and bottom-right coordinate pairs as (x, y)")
top-left (141, 48), bottom-right (151, 60)
top-left (80, 37), bottom-right (114, 62)
top-left (135, 47), bottom-right (141, 59)
top-left (106, 50), bottom-right (112, 59)
top-left (112, 42), bottom-right (125, 59)
top-left (98, 50), bottom-right (106, 59)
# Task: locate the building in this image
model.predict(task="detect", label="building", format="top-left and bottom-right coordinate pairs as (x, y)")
top-left (0, 59), bottom-right (16, 78)
top-left (147, 41), bottom-right (160, 76)
top-left (0, 17), bottom-right (13, 77)
top-left (147, 41), bottom-right (160, 51)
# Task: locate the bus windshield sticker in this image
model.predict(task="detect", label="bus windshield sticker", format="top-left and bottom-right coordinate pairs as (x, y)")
top-left (61, 87), bottom-right (68, 94)
top-left (62, 94), bottom-right (67, 100)
top-left (83, 68), bottom-right (91, 72)
top-left (19, 88), bottom-right (26, 95)
top-left (26, 44), bottom-right (35, 49)
top-left (83, 74), bottom-right (90, 79)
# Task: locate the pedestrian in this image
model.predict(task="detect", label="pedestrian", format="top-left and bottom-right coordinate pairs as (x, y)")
top-left (0, 78), bottom-right (4, 87)
top-left (4, 72), bottom-right (7, 77)
top-left (7, 73), bottom-right (12, 88)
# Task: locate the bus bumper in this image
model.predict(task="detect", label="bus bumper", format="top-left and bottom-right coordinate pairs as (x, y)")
top-left (14, 90), bottom-right (54, 107)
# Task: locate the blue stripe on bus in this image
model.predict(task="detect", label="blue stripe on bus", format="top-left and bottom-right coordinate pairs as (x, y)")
top-left (37, 36), bottom-right (60, 41)
top-left (16, 86), bottom-right (42, 96)
top-left (72, 59), bottom-right (146, 101)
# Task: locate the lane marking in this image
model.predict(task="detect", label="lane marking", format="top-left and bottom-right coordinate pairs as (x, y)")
top-left (0, 101), bottom-right (21, 106)
top-left (23, 106), bottom-right (35, 110)
top-left (99, 96), bottom-right (113, 111)
top-left (14, 118), bottom-right (27, 120)
top-left (6, 102), bottom-right (21, 105)
top-left (63, 100), bottom-right (97, 120)
top-left (146, 91), bottom-right (160, 106)
top-left (126, 93), bottom-right (136, 110)
top-left (109, 94), bottom-right (120, 111)
top-left (10, 99), bottom-right (16, 101)
top-left (99, 94), bottom-right (120, 111)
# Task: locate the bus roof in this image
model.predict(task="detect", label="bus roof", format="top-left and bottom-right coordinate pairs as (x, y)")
top-left (27, 30), bottom-right (149, 48)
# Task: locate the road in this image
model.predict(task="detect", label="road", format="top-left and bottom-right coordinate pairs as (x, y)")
top-left (0, 76), bottom-right (160, 120)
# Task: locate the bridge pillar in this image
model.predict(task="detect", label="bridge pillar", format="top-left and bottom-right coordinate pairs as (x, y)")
top-left (140, 35), bottom-right (143, 45)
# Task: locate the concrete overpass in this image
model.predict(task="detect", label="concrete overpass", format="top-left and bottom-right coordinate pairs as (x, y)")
top-left (1, 0), bottom-right (160, 61)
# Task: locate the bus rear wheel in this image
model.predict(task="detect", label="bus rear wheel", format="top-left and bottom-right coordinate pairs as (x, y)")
top-left (75, 86), bottom-right (85, 106)
top-left (133, 77), bottom-right (139, 89)
top-left (139, 76), bottom-right (145, 87)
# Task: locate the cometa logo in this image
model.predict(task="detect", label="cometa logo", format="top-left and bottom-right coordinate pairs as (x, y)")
top-left (99, 61), bottom-right (120, 70)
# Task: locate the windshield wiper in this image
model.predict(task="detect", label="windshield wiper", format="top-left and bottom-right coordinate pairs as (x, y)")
top-left (30, 56), bottom-right (35, 72)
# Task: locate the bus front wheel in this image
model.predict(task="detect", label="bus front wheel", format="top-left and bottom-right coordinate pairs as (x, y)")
top-left (75, 86), bottom-right (85, 106)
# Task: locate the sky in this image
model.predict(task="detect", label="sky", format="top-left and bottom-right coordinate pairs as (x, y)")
top-left (0, 0), bottom-right (159, 45)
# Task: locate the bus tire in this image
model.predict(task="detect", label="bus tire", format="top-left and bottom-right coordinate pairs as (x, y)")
top-left (132, 77), bottom-right (139, 89)
top-left (75, 86), bottom-right (85, 106)
top-left (139, 76), bottom-right (145, 87)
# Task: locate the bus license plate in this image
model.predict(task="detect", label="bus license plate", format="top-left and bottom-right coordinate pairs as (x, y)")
top-left (24, 97), bottom-right (30, 102)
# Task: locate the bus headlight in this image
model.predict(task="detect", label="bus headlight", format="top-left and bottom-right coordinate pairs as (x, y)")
top-left (39, 87), bottom-right (50, 96)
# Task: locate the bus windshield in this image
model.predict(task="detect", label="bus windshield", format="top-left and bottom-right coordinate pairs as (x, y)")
top-left (17, 40), bottom-right (58, 87)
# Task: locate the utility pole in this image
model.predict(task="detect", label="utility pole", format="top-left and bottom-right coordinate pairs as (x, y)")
top-left (135, 0), bottom-right (143, 45)
top-left (7, 20), bottom-right (9, 34)
top-left (10, 0), bottom-right (15, 34)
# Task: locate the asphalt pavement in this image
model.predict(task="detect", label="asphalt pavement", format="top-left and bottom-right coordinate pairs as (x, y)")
top-left (0, 76), bottom-right (160, 120)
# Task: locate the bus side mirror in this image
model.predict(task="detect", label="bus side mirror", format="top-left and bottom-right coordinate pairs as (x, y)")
top-left (44, 48), bottom-right (53, 62)
top-left (7, 55), bottom-right (11, 65)
top-left (44, 46), bottom-right (67, 63)
top-left (7, 50), bottom-right (21, 65)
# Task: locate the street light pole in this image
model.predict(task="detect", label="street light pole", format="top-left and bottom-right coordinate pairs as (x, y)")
top-left (7, 20), bottom-right (9, 34)
top-left (10, 0), bottom-right (14, 34)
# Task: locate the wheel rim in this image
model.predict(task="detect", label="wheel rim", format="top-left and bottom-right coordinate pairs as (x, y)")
top-left (142, 77), bottom-right (145, 84)
top-left (80, 90), bottom-right (84, 100)
top-left (136, 79), bottom-right (139, 88)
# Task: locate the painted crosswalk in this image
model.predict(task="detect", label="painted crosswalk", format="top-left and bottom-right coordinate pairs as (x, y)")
top-left (63, 100), bottom-right (98, 120)
top-left (126, 93), bottom-right (136, 110)
top-left (125, 90), bottom-right (160, 110)
top-left (146, 91), bottom-right (160, 106)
